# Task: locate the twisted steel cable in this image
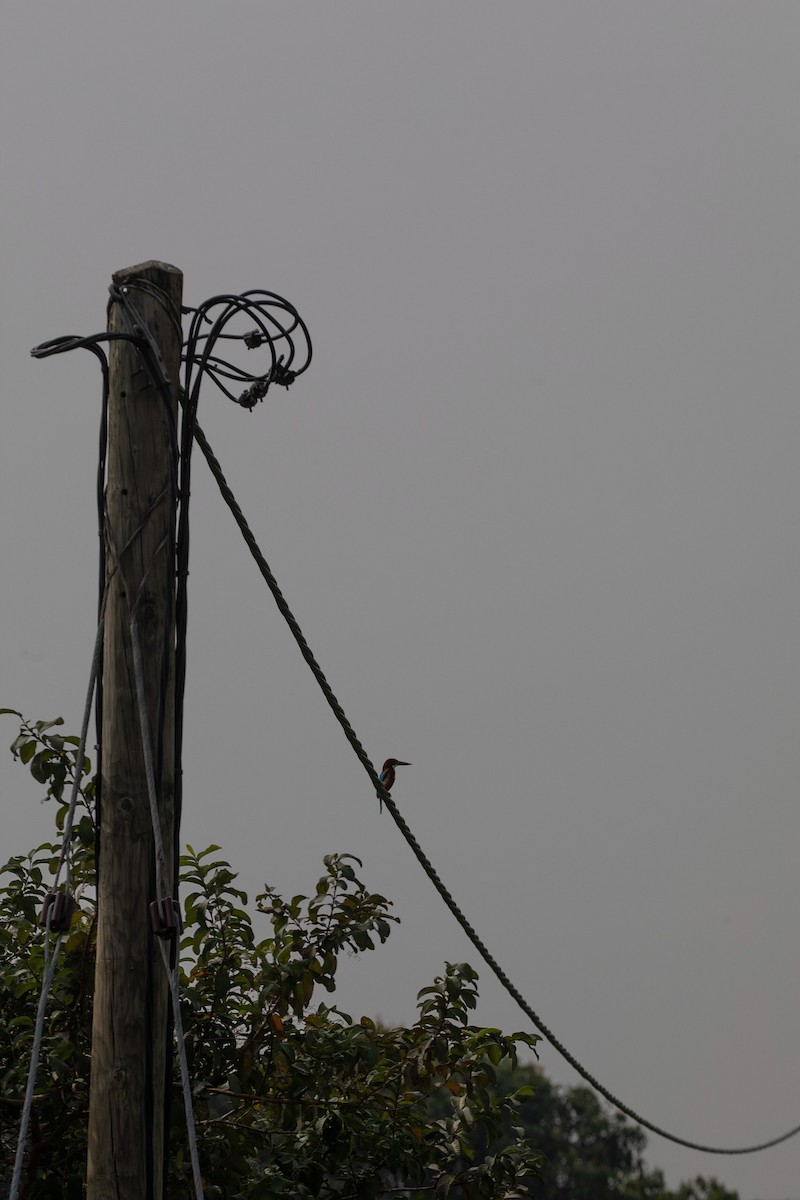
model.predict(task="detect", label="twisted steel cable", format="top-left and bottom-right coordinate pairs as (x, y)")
top-left (192, 420), bottom-right (800, 1157)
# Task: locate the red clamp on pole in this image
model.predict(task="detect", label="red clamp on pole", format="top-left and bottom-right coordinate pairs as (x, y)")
top-left (39, 892), bottom-right (77, 933)
top-left (149, 897), bottom-right (181, 940)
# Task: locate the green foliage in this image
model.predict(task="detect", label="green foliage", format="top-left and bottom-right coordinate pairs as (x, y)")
top-left (0, 715), bottom-right (97, 1200)
top-left (0, 714), bottom-right (742, 1200)
top-left (0, 717), bottom-right (542, 1198)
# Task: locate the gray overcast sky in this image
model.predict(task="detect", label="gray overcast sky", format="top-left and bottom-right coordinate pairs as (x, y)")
top-left (2, 4), bottom-right (800, 1196)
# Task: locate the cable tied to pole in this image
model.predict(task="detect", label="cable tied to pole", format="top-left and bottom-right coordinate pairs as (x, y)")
top-left (27, 281), bottom-right (312, 1197)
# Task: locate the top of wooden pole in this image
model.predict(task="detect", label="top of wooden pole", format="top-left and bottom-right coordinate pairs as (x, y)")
top-left (112, 260), bottom-right (182, 285)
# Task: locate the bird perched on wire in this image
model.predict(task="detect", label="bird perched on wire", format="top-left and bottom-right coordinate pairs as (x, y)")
top-left (377, 758), bottom-right (411, 812)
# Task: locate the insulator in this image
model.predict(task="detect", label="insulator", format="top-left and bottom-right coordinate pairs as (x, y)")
top-left (39, 891), bottom-right (77, 933)
top-left (149, 896), bottom-right (181, 940)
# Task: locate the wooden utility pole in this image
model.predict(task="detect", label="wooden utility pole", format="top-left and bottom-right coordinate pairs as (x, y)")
top-left (87, 261), bottom-right (183, 1200)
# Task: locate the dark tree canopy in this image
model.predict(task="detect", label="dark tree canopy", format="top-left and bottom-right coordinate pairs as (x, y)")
top-left (469, 1064), bottom-right (739, 1200)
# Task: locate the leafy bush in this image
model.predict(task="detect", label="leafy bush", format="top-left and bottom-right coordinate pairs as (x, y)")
top-left (0, 715), bottom-right (542, 1198)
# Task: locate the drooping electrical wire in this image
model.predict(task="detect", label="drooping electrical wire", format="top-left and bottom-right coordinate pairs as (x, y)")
top-left (192, 421), bottom-right (800, 1158)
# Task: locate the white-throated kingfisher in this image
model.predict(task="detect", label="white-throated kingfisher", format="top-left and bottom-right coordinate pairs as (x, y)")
top-left (378, 758), bottom-right (411, 812)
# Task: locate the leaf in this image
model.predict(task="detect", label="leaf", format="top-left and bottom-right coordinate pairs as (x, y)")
top-left (294, 972), bottom-right (314, 1008)
top-left (34, 718), bottom-right (64, 734)
top-left (273, 1046), bottom-right (291, 1075)
top-left (77, 815), bottom-right (94, 846)
top-left (30, 751), bottom-right (52, 784)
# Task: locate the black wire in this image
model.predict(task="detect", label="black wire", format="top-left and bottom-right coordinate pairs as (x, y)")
top-left (31, 335), bottom-right (111, 881)
top-left (174, 289), bottom-right (312, 862)
top-left (95, 357), bottom-right (108, 888)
